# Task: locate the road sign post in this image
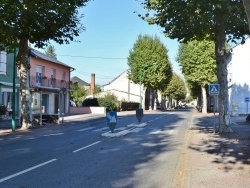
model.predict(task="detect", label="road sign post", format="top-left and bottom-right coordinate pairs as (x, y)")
top-left (106, 111), bottom-right (117, 133)
top-left (209, 84), bottom-right (220, 134)
top-left (245, 97), bottom-right (249, 114)
top-left (136, 108), bottom-right (143, 123)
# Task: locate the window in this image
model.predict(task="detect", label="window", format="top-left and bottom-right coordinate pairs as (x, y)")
top-left (50, 68), bottom-right (56, 87)
top-left (0, 51), bottom-right (7, 75)
top-left (62, 71), bottom-right (66, 81)
top-left (36, 66), bottom-right (43, 86)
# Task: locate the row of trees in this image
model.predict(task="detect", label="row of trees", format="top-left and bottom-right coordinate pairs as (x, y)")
top-left (139, 0), bottom-right (249, 133)
top-left (177, 40), bottom-right (217, 113)
top-left (127, 34), bottom-right (186, 109)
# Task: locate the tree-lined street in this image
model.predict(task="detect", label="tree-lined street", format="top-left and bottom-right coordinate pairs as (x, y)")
top-left (0, 110), bottom-right (192, 187)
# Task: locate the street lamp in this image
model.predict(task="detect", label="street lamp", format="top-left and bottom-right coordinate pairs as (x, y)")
top-left (139, 63), bottom-right (157, 109)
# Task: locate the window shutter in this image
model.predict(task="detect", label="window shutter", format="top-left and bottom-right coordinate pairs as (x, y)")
top-left (0, 51), bottom-right (7, 75)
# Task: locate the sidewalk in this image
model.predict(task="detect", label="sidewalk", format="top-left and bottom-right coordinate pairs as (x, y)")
top-left (179, 112), bottom-right (250, 188)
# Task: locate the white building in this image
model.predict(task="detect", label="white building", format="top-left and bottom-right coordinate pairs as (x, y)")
top-left (227, 37), bottom-right (250, 115)
top-left (101, 70), bottom-right (164, 110)
top-left (103, 71), bottom-right (140, 102)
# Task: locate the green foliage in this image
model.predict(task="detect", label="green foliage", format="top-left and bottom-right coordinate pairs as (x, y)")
top-left (0, 0), bottom-right (90, 50)
top-left (45, 45), bottom-right (57, 59)
top-left (70, 83), bottom-right (87, 106)
top-left (94, 85), bottom-right (102, 94)
top-left (176, 40), bottom-right (217, 98)
top-left (82, 98), bottom-right (99, 106)
top-left (127, 34), bottom-right (173, 90)
top-left (98, 93), bottom-right (119, 111)
top-left (140, 0), bottom-right (248, 43)
top-left (163, 73), bottom-right (186, 101)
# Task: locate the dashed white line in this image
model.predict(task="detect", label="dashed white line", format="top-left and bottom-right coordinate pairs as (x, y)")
top-left (0, 159), bottom-right (57, 183)
top-left (73, 141), bottom-right (101, 153)
top-left (43, 133), bottom-right (64, 137)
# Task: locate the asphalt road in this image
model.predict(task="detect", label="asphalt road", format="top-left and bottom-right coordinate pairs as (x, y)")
top-left (0, 109), bottom-right (193, 188)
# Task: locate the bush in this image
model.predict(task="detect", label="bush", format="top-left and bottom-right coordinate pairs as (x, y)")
top-left (0, 105), bottom-right (7, 115)
top-left (82, 98), bottom-right (99, 106)
top-left (97, 93), bottom-right (119, 111)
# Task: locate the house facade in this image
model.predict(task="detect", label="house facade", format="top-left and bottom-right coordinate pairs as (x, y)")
top-left (102, 71), bottom-right (163, 110)
top-left (0, 50), bottom-right (20, 116)
top-left (227, 38), bottom-right (250, 115)
top-left (29, 48), bottom-right (74, 116)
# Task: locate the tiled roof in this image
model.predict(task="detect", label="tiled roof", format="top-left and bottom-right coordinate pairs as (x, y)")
top-left (70, 76), bottom-right (90, 86)
top-left (30, 48), bottom-right (74, 70)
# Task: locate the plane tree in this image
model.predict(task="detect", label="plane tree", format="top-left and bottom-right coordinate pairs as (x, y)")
top-left (128, 34), bottom-right (173, 109)
top-left (161, 73), bottom-right (186, 108)
top-left (0, 0), bottom-right (90, 128)
top-left (139, 0), bottom-right (248, 133)
top-left (177, 40), bottom-right (217, 113)
top-left (128, 34), bottom-right (173, 91)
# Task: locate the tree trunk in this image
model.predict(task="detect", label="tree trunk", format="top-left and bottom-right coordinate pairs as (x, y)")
top-left (17, 38), bottom-right (32, 129)
top-left (243, 0), bottom-right (250, 32)
top-left (201, 86), bottom-right (207, 114)
top-left (214, 10), bottom-right (233, 133)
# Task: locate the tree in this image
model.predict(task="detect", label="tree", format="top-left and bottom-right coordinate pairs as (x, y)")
top-left (45, 45), bottom-right (57, 59)
top-left (70, 83), bottom-right (87, 106)
top-left (93, 85), bottom-right (102, 95)
top-left (128, 34), bottom-right (172, 91)
top-left (162, 73), bottom-right (186, 107)
top-left (140, 0), bottom-right (248, 133)
top-left (177, 40), bottom-right (217, 113)
top-left (0, 0), bottom-right (90, 129)
top-left (243, 0), bottom-right (250, 31)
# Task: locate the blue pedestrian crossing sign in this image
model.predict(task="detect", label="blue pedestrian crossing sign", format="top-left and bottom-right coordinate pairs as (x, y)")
top-left (245, 97), bottom-right (250, 102)
top-left (209, 84), bottom-right (220, 95)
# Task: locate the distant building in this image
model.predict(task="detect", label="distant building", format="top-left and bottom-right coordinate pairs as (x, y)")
top-left (70, 76), bottom-right (90, 90)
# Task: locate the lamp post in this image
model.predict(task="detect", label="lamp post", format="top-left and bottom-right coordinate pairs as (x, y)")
top-left (139, 63), bottom-right (157, 109)
top-left (11, 40), bottom-right (16, 132)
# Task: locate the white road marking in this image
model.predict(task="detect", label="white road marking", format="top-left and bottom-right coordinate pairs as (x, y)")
top-left (93, 127), bottom-right (109, 132)
top-left (77, 127), bottom-right (95, 132)
top-left (43, 133), bottom-right (64, 137)
top-left (150, 129), bottom-right (162, 134)
top-left (0, 159), bottom-right (57, 183)
top-left (130, 128), bottom-right (144, 133)
top-left (115, 127), bottom-right (127, 131)
top-left (73, 141), bottom-right (101, 153)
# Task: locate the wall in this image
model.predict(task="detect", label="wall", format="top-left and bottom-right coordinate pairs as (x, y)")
top-left (103, 71), bottom-right (140, 102)
top-left (227, 38), bottom-right (250, 115)
top-left (69, 107), bottom-right (106, 114)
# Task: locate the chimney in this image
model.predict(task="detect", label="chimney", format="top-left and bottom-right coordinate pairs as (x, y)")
top-left (90, 73), bottom-right (95, 95)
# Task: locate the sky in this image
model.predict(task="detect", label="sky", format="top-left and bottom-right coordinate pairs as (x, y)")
top-left (37, 0), bottom-right (181, 85)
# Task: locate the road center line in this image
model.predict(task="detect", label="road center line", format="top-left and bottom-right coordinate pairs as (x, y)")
top-left (73, 141), bottom-right (101, 153)
top-left (0, 159), bottom-right (57, 183)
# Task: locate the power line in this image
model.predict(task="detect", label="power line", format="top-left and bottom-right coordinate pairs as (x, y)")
top-left (58, 54), bottom-right (127, 60)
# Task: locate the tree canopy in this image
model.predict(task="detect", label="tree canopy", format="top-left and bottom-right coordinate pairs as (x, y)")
top-left (45, 45), bottom-right (57, 59)
top-left (0, 0), bottom-right (90, 128)
top-left (177, 40), bottom-right (217, 113)
top-left (162, 73), bottom-right (186, 101)
top-left (177, 40), bottom-right (217, 86)
top-left (70, 83), bottom-right (87, 106)
top-left (139, 0), bottom-right (249, 132)
top-left (127, 34), bottom-right (172, 91)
